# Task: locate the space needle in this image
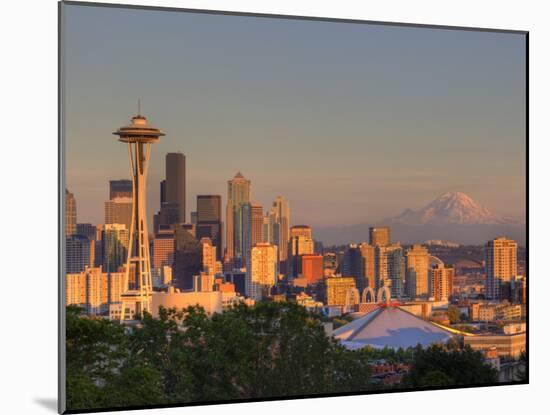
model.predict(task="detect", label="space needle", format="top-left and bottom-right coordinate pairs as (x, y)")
top-left (113, 106), bottom-right (165, 321)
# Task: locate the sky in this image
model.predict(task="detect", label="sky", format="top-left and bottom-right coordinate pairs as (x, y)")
top-left (63, 3), bottom-right (526, 229)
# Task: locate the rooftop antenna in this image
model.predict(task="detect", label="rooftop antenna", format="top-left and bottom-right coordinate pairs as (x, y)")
top-left (138, 98), bottom-right (141, 116)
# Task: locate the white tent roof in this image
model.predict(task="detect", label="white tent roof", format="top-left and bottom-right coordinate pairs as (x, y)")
top-left (334, 306), bottom-right (456, 350)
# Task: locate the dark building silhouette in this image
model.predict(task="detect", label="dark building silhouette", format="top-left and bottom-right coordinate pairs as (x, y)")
top-left (173, 225), bottom-right (202, 290)
top-left (66, 234), bottom-right (93, 273)
top-left (166, 152), bottom-right (186, 223)
top-left (109, 179), bottom-right (132, 200)
top-left (196, 195), bottom-right (223, 261)
top-left (154, 153), bottom-right (186, 234)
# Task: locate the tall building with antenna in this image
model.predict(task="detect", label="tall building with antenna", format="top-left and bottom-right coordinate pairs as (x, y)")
top-left (113, 108), bottom-right (164, 320)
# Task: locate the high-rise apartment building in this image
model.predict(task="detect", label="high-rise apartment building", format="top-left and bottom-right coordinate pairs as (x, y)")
top-left (66, 267), bottom-right (125, 315)
top-left (271, 197), bottom-right (290, 272)
top-left (109, 179), bottom-right (132, 199)
top-left (65, 188), bottom-right (77, 235)
top-left (247, 243), bottom-right (278, 300)
top-left (405, 244), bottom-right (430, 299)
top-left (196, 195), bottom-right (223, 260)
top-left (369, 226), bottom-right (390, 246)
top-left (431, 263), bottom-right (454, 301)
top-left (486, 237), bottom-right (518, 300)
top-left (376, 243), bottom-right (404, 297)
top-left (226, 172), bottom-right (251, 267)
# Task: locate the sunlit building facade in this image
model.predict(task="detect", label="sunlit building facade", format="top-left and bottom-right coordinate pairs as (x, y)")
top-left (247, 243), bottom-right (278, 300)
top-left (65, 188), bottom-right (77, 236)
top-left (369, 226), bottom-right (390, 246)
top-left (486, 237), bottom-right (518, 300)
top-left (431, 263), bottom-right (454, 301)
top-left (104, 197), bottom-right (132, 231)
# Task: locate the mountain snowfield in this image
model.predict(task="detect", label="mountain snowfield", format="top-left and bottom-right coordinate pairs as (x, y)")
top-left (390, 191), bottom-right (516, 226)
top-left (315, 191), bottom-right (525, 246)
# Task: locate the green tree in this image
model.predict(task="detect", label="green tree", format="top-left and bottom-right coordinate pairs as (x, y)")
top-left (66, 306), bottom-right (165, 410)
top-left (419, 370), bottom-right (454, 387)
top-left (447, 305), bottom-right (461, 324)
top-left (402, 343), bottom-right (498, 387)
top-left (516, 351), bottom-right (528, 382)
top-left (65, 301), bottom-right (379, 409)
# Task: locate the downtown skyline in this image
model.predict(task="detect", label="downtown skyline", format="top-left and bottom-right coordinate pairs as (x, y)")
top-left (64, 5), bottom-right (526, 229)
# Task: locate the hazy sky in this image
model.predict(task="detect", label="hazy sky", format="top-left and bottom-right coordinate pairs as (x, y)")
top-left (63, 4), bottom-right (526, 228)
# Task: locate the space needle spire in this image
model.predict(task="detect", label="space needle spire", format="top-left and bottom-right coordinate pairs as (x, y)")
top-left (113, 110), bottom-right (165, 321)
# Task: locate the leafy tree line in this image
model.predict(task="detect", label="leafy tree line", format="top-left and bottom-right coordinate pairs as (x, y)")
top-left (66, 302), bottom-right (498, 411)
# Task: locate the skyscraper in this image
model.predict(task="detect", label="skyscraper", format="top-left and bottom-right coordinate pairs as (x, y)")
top-left (342, 244), bottom-right (364, 289)
top-left (200, 237), bottom-right (217, 277)
top-left (166, 152), bottom-right (186, 223)
top-left (154, 153), bottom-right (186, 233)
top-left (109, 179), bottom-right (132, 199)
top-left (152, 228), bottom-right (175, 282)
top-left (250, 204), bottom-right (264, 247)
top-left (263, 210), bottom-right (279, 247)
top-left (101, 224), bottom-right (129, 273)
top-left (196, 195), bottom-right (223, 260)
top-left (247, 243), bottom-right (278, 300)
top-left (76, 223), bottom-right (97, 240)
top-left (66, 234), bottom-right (93, 273)
top-left (288, 225), bottom-right (314, 278)
top-left (290, 225), bottom-right (312, 239)
top-left (104, 197), bottom-right (132, 231)
top-left (301, 254), bottom-right (324, 285)
top-left (359, 242), bottom-right (376, 290)
top-left (271, 197), bottom-right (290, 272)
top-left (226, 172), bottom-right (251, 266)
top-left (376, 243), bottom-right (404, 297)
top-left (65, 188), bottom-right (77, 235)
top-left (405, 244), bottom-right (430, 299)
top-left (486, 237), bottom-right (518, 300)
top-left (239, 202), bottom-right (264, 268)
top-left (369, 226), bottom-right (390, 246)
top-left (173, 225), bottom-right (202, 290)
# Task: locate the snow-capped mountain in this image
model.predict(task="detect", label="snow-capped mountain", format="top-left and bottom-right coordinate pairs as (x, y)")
top-left (390, 192), bottom-right (515, 226)
top-left (315, 192), bottom-right (524, 245)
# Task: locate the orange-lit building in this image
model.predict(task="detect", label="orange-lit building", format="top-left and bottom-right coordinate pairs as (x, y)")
top-left (301, 254), bottom-right (323, 284)
top-left (152, 228), bottom-right (175, 270)
top-left (430, 263), bottom-right (454, 301)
